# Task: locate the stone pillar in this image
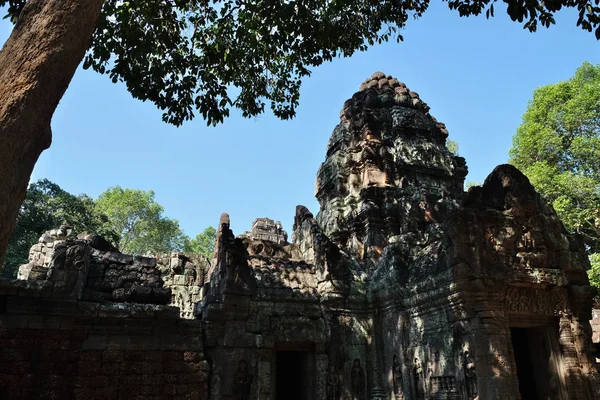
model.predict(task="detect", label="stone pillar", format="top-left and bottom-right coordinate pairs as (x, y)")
top-left (366, 308), bottom-right (386, 400)
top-left (558, 314), bottom-right (597, 399)
top-left (366, 338), bottom-right (386, 399)
top-left (468, 291), bottom-right (517, 400)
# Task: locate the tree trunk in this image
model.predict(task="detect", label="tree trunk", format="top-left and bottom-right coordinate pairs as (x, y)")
top-left (0, 0), bottom-right (104, 269)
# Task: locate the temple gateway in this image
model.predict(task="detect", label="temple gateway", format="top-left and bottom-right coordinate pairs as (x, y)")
top-left (2, 73), bottom-right (599, 399)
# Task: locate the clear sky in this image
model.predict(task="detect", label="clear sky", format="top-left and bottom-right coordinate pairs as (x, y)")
top-left (1, 3), bottom-right (599, 239)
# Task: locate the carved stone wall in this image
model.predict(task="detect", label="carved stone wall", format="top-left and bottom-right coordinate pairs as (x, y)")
top-left (17, 225), bottom-right (73, 280)
top-left (2, 72), bottom-right (599, 399)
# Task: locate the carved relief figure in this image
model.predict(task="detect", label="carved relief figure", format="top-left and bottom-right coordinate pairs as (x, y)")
top-left (326, 363), bottom-right (341, 400)
top-left (392, 354), bottom-right (403, 397)
top-left (351, 359), bottom-right (365, 400)
top-left (380, 145), bottom-right (396, 185)
top-left (234, 359), bottom-right (252, 400)
top-left (463, 351), bottom-right (478, 398)
top-left (427, 356), bottom-right (435, 395)
top-left (413, 357), bottom-right (425, 399)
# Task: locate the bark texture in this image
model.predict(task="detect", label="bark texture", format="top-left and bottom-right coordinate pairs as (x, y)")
top-left (0, 0), bottom-right (104, 268)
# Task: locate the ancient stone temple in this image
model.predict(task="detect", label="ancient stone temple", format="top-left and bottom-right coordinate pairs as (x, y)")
top-left (199, 73), bottom-right (599, 399)
top-left (1, 73), bottom-right (599, 400)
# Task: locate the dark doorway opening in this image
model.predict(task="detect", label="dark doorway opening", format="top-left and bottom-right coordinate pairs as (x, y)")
top-left (510, 325), bottom-right (563, 400)
top-left (511, 327), bottom-right (539, 399)
top-left (276, 351), bottom-right (306, 400)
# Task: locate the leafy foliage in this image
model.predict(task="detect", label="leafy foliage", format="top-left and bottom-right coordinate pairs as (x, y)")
top-left (3, 179), bottom-right (209, 277)
top-left (95, 186), bottom-right (186, 255)
top-left (509, 62), bottom-right (600, 288)
top-left (589, 253), bottom-right (600, 290)
top-left (3, 1), bottom-right (600, 126)
top-left (447, 140), bottom-right (459, 155)
top-left (184, 226), bottom-right (217, 258)
top-left (465, 181), bottom-right (481, 190)
top-left (2, 179), bottom-right (117, 278)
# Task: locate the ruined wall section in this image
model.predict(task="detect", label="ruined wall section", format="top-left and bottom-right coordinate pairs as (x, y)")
top-left (17, 226), bottom-right (76, 280)
top-left (201, 214), bottom-right (375, 400)
top-left (291, 205), bottom-right (367, 305)
top-left (1, 231), bottom-right (210, 399)
top-left (156, 252), bottom-right (208, 319)
top-left (17, 228), bottom-right (209, 319)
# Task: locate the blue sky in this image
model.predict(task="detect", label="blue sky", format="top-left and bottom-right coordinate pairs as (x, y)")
top-left (1, 4), bottom-right (599, 239)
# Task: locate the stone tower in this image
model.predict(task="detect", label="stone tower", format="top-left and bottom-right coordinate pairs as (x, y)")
top-left (315, 72), bottom-right (466, 269)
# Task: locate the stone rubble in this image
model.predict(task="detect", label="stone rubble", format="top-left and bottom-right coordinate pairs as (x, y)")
top-left (17, 226), bottom-right (209, 317)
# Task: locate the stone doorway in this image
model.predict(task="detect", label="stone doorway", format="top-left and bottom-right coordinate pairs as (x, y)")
top-left (274, 349), bottom-right (315, 400)
top-left (509, 324), bottom-right (565, 400)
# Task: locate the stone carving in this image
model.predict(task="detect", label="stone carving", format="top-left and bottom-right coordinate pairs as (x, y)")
top-left (463, 352), bottom-right (477, 399)
top-left (430, 376), bottom-right (458, 395)
top-left (413, 358), bottom-right (425, 399)
top-left (234, 359), bottom-right (252, 400)
top-left (505, 287), bottom-right (567, 316)
top-left (326, 363), bottom-right (341, 400)
top-left (392, 354), bottom-right (403, 397)
top-left (351, 359), bottom-right (365, 400)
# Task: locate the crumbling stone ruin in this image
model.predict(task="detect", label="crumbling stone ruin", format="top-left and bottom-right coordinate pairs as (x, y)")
top-left (1, 72), bottom-right (599, 399)
top-left (239, 218), bottom-right (289, 244)
top-left (16, 227), bottom-right (207, 318)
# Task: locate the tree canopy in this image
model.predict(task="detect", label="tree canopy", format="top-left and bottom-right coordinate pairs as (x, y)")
top-left (3, 0), bottom-right (600, 127)
top-left (509, 61), bottom-right (600, 289)
top-left (184, 226), bottom-right (217, 259)
top-left (3, 179), bottom-right (218, 278)
top-left (95, 186), bottom-right (187, 255)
